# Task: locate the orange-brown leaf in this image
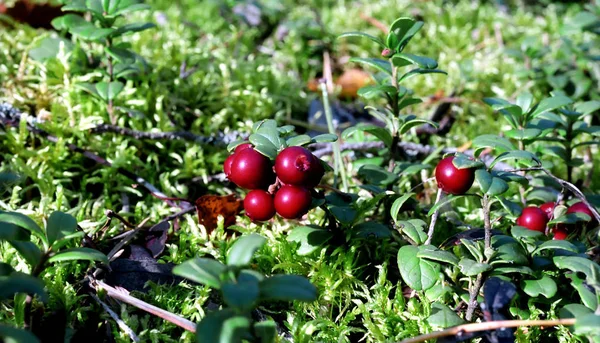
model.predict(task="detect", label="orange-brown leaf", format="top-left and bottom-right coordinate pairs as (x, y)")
top-left (195, 194), bottom-right (244, 233)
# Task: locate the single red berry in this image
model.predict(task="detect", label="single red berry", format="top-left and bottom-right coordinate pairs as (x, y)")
top-left (434, 156), bottom-right (475, 195)
top-left (275, 146), bottom-right (320, 186)
top-left (224, 154), bottom-right (236, 178)
top-left (516, 207), bottom-right (548, 232)
top-left (229, 148), bottom-right (274, 189)
top-left (305, 154), bottom-right (325, 188)
top-left (274, 185), bottom-right (312, 219)
top-left (553, 226), bottom-right (569, 240)
top-left (234, 143), bottom-right (253, 154)
top-left (244, 190), bottom-right (275, 221)
top-left (539, 202), bottom-right (556, 220)
top-left (567, 202), bottom-right (595, 223)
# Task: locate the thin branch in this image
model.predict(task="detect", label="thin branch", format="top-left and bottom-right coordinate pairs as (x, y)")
top-left (91, 279), bottom-right (197, 333)
top-left (399, 318), bottom-right (576, 343)
top-left (425, 189), bottom-right (443, 245)
top-left (90, 293), bottom-right (140, 342)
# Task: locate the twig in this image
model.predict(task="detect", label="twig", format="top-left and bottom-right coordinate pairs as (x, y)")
top-left (399, 318), bottom-right (576, 343)
top-left (425, 189), bottom-right (443, 245)
top-left (319, 79), bottom-right (348, 192)
top-left (90, 293), bottom-right (140, 342)
top-left (91, 279), bottom-right (196, 333)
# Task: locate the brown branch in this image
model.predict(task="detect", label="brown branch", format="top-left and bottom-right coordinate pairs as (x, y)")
top-left (399, 318), bottom-right (576, 343)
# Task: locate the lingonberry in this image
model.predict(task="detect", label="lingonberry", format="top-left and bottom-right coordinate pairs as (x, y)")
top-left (553, 226), bottom-right (569, 240)
top-left (567, 202), bottom-right (595, 224)
top-left (274, 185), bottom-right (312, 219)
top-left (551, 202), bottom-right (596, 240)
top-left (306, 154), bottom-right (325, 188)
top-left (223, 154), bottom-right (236, 178)
top-left (275, 146), bottom-right (320, 186)
top-left (234, 143), bottom-right (253, 154)
top-left (539, 202), bottom-right (556, 220)
top-left (516, 206), bottom-right (548, 232)
top-left (244, 190), bottom-right (275, 221)
top-left (435, 156), bottom-right (475, 195)
top-left (229, 148), bottom-right (274, 189)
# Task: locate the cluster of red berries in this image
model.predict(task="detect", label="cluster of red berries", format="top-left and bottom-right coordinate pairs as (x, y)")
top-left (224, 144), bottom-right (324, 222)
top-left (517, 201), bottom-right (596, 240)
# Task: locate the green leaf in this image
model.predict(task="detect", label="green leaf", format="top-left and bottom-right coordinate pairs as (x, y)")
top-left (397, 97), bottom-right (423, 111)
top-left (399, 118), bottom-right (438, 135)
top-left (533, 240), bottom-right (579, 255)
top-left (254, 321), bottom-right (277, 343)
top-left (286, 135), bottom-right (311, 147)
top-left (51, 14), bottom-right (88, 31)
top-left (505, 128), bottom-right (542, 140)
top-left (458, 258), bottom-right (491, 276)
top-left (112, 1), bottom-right (151, 16)
top-left (357, 85), bottom-right (396, 99)
top-left (492, 266), bottom-right (534, 276)
top-left (490, 150), bottom-right (541, 169)
top-left (497, 197), bottom-right (522, 217)
top-left (173, 258), bottom-right (226, 289)
top-left (387, 18), bottom-right (424, 51)
top-left (575, 100), bottom-right (600, 116)
top-left (310, 133), bottom-right (338, 143)
top-left (397, 245), bottom-right (440, 291)
top-left (105, 46), bottom-right (136, 64)
top-left (96, 81), bottom-right (124, 101)
top-left (390, 193), bottom-right (414, 224)
top-left (75, 82), bottom-right (101, 99)
top-left (396, 219), bottom-right (428, 245)
top-left (337, 31), bottom-right (385, 47)
top-left (353, 222), bottom-right (391, 239)
top-left (428, 195), bottom-right (468, 216)
top-left (8, 241), bottom-right (42, 267)
top-left (493, 242), bottom-right (528, 265)
top-left (259, 275), bottom-right (317, 302)
top-left (46, 211), bottom-right (77, 246)
top-left (549, 212), bottom-right (591, 225)
top-left (560, 304), bottom-right (592, 321)
top-left (327, 205), bottom-right (356, 226)
top-left (392, 53), bottom-right (438, 69)
top-left (416, 245), bottom-right (459, 266)
top-left (287, 226), bottom-right (333, 256)
top-left (0, 263), bottom-right (14, 276)
top-left (71, 26), bottom-right (115, 40)
top-left (28, 37), bottom-right (74, 62)
top-left (349, 57), bottom-right (392, 76)
top-left (398, 68), bottom-right (447, 83)
top-left (516, 92), bottom-right (534, 114)
top-left (427, 302), bottom-right (465, 328)
top-left (452, 154), bottom-right (485, 169)
top-left (0, 324), bottom-right (41, 343)
top-left (357, 164), bottom-right (398, 186)
top-left (530, 95), bottom-right (574, 119)
top-left (574, 314), bottom-right (600, 337)
top-left (227, 234), bottom-right (266, 267)
top-left (522, 276), bottom-right (557, 298)
top-left (0, 212), bottom-right (44, 241)
top-left (255, 125), bottom-right (283, 150)
top-left (0, 222), bottom-right (30, 241)
top-left (567, 273), bottom-right (598, 310)
top-left (196, 309), bottom-right (248, 343)
top-left (112, 22), bottom-right (156, 37)
top-left (48, 248), bottom-right (108, 265)
top-left (342, 124), bottom-right (392, 147)
top-left (483, 97), bottom-right (521, 128)
top-left (0, 273), bottom-right (48, 302)
top-left (472, 135), bottom-right (515, 155)
top-left (248, 134), bottom-right (278, 159)
top-left (554, 256), bottom-right (599, 280)
top-left (222, 279), bottom-right (259, 311)
top-left (475, 169), bottom-right (508, 196)
top-left (511, 226), bottom-right (544, 240)
top-left (461, 239), bottom-right (484, 262)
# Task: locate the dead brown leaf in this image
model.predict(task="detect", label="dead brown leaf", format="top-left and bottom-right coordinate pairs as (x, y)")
top-left (195, 194), bottom-right (244, 233)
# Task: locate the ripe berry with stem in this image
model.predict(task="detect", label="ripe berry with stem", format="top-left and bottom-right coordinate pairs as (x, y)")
top-left (244, 190), bottom-right (276, 221)
top-left (229, 148), bottom-right (274, 189)
top-left (516, 207), bottom-right (549, 232)
top-left (435, 156), bottom-right (475, 195)
top-left (274, 185), bottom-right (312, 219)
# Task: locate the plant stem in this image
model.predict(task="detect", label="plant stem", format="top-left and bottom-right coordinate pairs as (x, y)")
top-left (106, 37), bottom-right (116, 125)
top-left (319, 82), bottom-right (348, 193)
top-left (425, 188), bottom-right (444, 245)
top-left (388, 64), bottom-right (400, 171)
top-left (23, 250), bottom-right (50, 330)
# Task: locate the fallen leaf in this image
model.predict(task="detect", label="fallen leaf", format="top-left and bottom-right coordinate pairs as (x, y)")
top-left (195, 194), bottom-right (244, 233)
top-left (335, 69), bottom-right (373, 99)
top-left (144, 220), bottom-right (170, 258)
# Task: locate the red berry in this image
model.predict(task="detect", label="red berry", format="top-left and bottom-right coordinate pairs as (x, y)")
top-left (567, 202), bottom-right (595, 223)
top-left (244, 190), bottom-right (275, 221)
top-left (539, 202), bottom-right (556, 220)
top-left (275, 147), bottom-right (320, 186)
top-left (229, 148), bottom-right (274, 189)
top-left (306, 154), bottom-right (325, 188)
top-left (274, 185), bottom-right (312, 219)
top-left (234, 143), bottom-right (253, 154)
top-left (553, 226), bottom-right (569, 240)
top-left (435, 156), bottom-right (475, 195)
top-left (516, 207), bottom-right (548, 232)
top-left (224, 154), bottom-right (236, 178)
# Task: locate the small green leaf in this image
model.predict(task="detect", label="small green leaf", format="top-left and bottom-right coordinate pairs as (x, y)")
top-left (357, 85), bottom-right (396, 99)
top-left (522, 275), bottom-right (557, 298)
top-left (327, 205), bottom-right (356, 226)
top-left (574, 313), bottom-right (600, 337)
top-left (259, 275), bottom-right (317, 302)
top-left (396, 219), bottom-right (428, 245)
top-left (48, 248), bottom-right (108, 264)
top-left (397, 97), bottom-right (423, 111)
top-left (428, 195), bottom-right (469, 216)
top-left (458, 258), bottom-right (491, 276)
top-left (417, 245), bottom-right (459, 266)
top-left (173, 258), bottom-right (226, 289)
top-left (222, 279), bottom-right (259, 311)
top-left (390, 193), bottom-right (414, 224)
top-left (287, 226), bottom-right (333, 256)
top-left (0, 273), bottom-right (48, 302)
top-left (511, 226), bottom-right (544, 240)
top-left (112, 22), bottom-right (156, 37)
top-left (227, 234), bottom-right (266, 267)
top-left (397, 245), bottom-right (440, 291)
top-left (286, 135), bottom-right (312, 147)
top-left (0, 324), bottom-right (41, 343)
top-left (227, 140), bottom-right (247, 152)
top-left (472, 135), bottom-right (515, 155)
top-left (427, 302), bottom-right (465, 328)
top-left (530, 95), bottom-right (574, 119)
top-left (452, 154), bottom-right (485, 169)
top-left (399, 118), bottom-right (438, 135)
top-left (342, 124), bottom-right (392, 147)
top-left (560, 304), bottom-right (592, 321)
top-left (0, 212), bottom-right (44, 241)
top-left (357, 164), bottom-right (398, 186)
top-left (310, 133), bottom-right (338, 143)
top-left (548, 212), bottom-right (591, 226)
top-left (75, 82), bottom-right (101, 98)
top-left (254, 321), bottom-right (277, 343)
top-left (349, 57), bottom-right (392, 76)
top-left (490, 150), bottom-right (541, 169)
top-left (516, 92), bottom-right (534, 114)
top-left (392, 53), bottom-right (438, 69)
top-left (533, 240), bottom-right (579, 255)
top-left (0, 222), bottom-right (30, 241)
top-left (505, 128), bottom-right (542, 140)
top-left (337, 31), bottom-right (385, 47)
top-left (353, 222), bottom-right (391, 239)
top-left (476, 170), bottom-right (508, 196)
top-left (96, 81), bottom-right (125, 101)
top-left (112, 2), bottom-right (151, 16)
top-left (8, 241), bottom-right (42, 267)
top-left (248, 134), bottom-right (278, 159)
top-left (398, 68), bottom-right (447, 83)
top-left (46, 211), bottom-right (77, 246)
top-left (554, 256), bottom-right (599, 280)
top-left (105, 46), bottom-right (136, 64)
top-left (195, 309), bottom-right (246, 343)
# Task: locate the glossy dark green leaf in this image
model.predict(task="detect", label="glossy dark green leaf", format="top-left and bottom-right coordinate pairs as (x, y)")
top-left (567, 273), bottom-right (598, 310)
top-left (0, 212), bottom-right (44, 241)
top-left (0, 263), bottom-right (14, 276)
top-left (452, 154), bottom-right (485, 169)
top-left (560, 304), bottom-right (592, 320)
top-left (483, 97), bottom-right (521, 128)
top-left (493, 243), bottom-right (528, 265)
top-left (490, 150), bottom-right (541, 169)
top-left (105, 46), bottom-right (136, 64)
top-left (458, 258), bottom-right (491, 276)
top-left (397, 245), bottom-right (440, 291)
top-left (505, 128), bottom-right (542, 140)
top-left (549, 212), bottom-right (591, 225)
top-left (310, 133), bottom-right (338, 143)
top-left (50, 14), bottom-right (87, 31)
top-left (46, 211), bottom-right (77, 246)
top-left (496, 197), bottom-right (522, 217)
top-left (287, 226), bottom-right (333, 256)
top-left (398, 68), bottom-right (447, 83)
top-left (427, 195), bottom-right (469, 216)
top-left (196, 309), bottom-right (247, 343)
top-left (511, 226), bottom-right (544, 240)
top-left (533, 240), bottom-right (579, 255)
top-left (574, 313), bottom-right (600, 337)
top-left (397, 97), bottom-right (423, 111)
top-left (392, 53), bottom-right (438, 69)
top-left (353, 222), bottom-right (391, 239)
top-left (0, 222), bottom-right (30, 241)
top-left (530, 95), bottom-right (573, 119)
top-left (111, 1), bottom-right (151, 16)
top-left (476, 170), bottom-right (508, 196)
top-left (222, 279), bottom-right (259, 311)
top-left (522, 275), bottom-right (557, 298)
top-left (327, 205), bottom-right (356, 226)
top-left (286, 135), bottom-right (311, 147)
top-left (396, 219), bottom-right (428, 245)
top-left (8, 241), bottom-right (42, 267)
top-left (390, 193), bottom-right (415, 224)
top-left (173, 258), bottom-right (226, 289)
top-left (343, 124), bottom-right (392, 147)
top-left (112, 22), bottom-right (156, 37)
top-left (0, 273), bottom-right (47, 302)
top-left (399, 118), bottom-right (438, 135)
top-left (356, 85), bottom-right (396, 99)
top-left (427, 302), bottom-right (465, 328)
top-left (472, 134), bottom-right (515, 155)
top-left (349, 57), bottom-right (392, 76)
top-left (337, 31), bottom-right (385, 47)
top-left (259, 275), bottom-right (317, 302)
top-left (516, 92), bottom-right (534, 114)
top-left (492, 266), bottom-right (534, 276)
top-left (554, 256), bottom-right (599, 280)
top-left (48, 248), bottom-right (108, 265)
top-left (227, 234), bottom-right (266, 267)
top-left (254, 321), bottom-right (277, 343)
top-left (248, 134), bottom-right (278, 159)
top-left (71, 26), bottom-right (115, 40)
top-left (226, 140), bottom-right (247, 152)
top-left (416, 245), bottom-right (459, 266)
top-left (357, 164), bottom-right (398, 186)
